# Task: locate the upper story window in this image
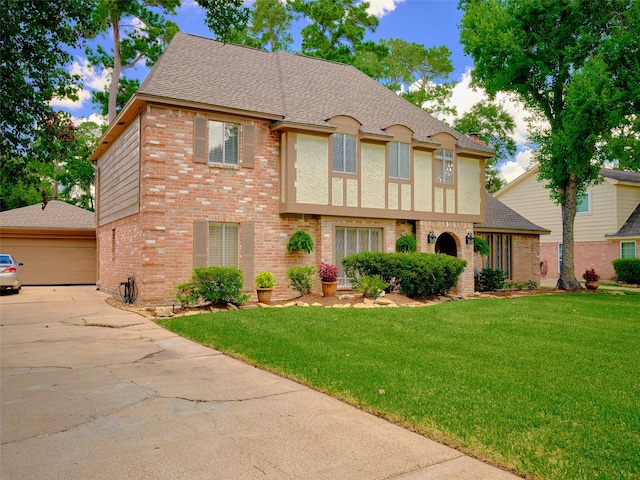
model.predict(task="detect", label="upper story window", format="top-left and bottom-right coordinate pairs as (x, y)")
top-left (576, 192), bottom-right (590, 214)
top-left (209, 121), bottom-right (239, 165)
top-left (435, 149), bottom-right (454, 184)
top-left (389, 142), bottom-right (410, 179)
top-left (332, 133), bottom-right (357, 174)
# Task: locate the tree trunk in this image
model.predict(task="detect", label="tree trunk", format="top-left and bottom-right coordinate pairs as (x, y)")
top-left (108, 16), bottom-right (121, 124)
top-left (557, 173), bottom-right (582, 290)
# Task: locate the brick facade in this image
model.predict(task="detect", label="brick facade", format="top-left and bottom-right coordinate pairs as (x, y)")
top-left (539, 241), bottom-right (619, 281)
top-left (98, 105), bottom-right (479, 304)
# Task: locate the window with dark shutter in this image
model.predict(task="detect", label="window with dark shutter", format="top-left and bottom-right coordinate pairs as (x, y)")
top-left (193, 220), bottom-right (208, 266)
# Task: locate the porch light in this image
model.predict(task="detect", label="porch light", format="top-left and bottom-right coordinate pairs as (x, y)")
top-left (466, 232), bottom-right (474, 245)
top-left (427, 231), bottom-right (437, 244)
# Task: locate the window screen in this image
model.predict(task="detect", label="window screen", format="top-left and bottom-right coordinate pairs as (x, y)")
top-left (389, 142), bottom-right (410, 179)
top-left (209, 121), bottom-right (239, 165)
top-left (209, 223), bottom-right (239, 267)
top-left (332, 133), bottom-right (357, 174)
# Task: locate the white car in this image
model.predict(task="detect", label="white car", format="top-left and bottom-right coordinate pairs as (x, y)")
top-left (0, 254), bottom-right (22, 294)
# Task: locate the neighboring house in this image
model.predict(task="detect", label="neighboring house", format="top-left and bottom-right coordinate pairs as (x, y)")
top-left (89, 33), bottom-right (494, 304)
top-left (495, 166), bottom-right (640, 280)
top-left (474, 192), bottom-right (550, 283)
top-left (0, 201), bottom-right (96, 285)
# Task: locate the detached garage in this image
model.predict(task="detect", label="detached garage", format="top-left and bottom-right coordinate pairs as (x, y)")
top-left (0, 201), bottom-right (96, 285)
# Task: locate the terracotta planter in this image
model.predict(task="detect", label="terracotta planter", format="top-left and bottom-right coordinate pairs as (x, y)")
top-left (585, 281), bottom-right (599, 291)
top-left (256, 288), bottom-right (273, 304)
top-left (321, 281), bottom-right (338, 297)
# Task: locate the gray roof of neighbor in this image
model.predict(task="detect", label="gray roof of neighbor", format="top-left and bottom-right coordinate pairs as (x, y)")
top-left (137, 32), bottom-right (493, 154)
top-left (610, 203), bottom-right (640, 237)
top-left (601, 168), bottom-right (640, 183)
top-left (475, 192), bottom-right (550, 234)
top-left (0, 201), bottom-right (95, 230)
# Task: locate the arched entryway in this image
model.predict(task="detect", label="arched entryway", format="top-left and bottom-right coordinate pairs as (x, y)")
top-left (435, 232), bottom-right (457, 257)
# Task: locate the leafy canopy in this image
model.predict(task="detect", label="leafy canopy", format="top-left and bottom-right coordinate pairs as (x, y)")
top-left (460, 0), bottom-right (640, 289)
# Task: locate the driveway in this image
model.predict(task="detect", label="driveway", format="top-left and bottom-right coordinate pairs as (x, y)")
top-left (1, 286), bottom-right (519, 479)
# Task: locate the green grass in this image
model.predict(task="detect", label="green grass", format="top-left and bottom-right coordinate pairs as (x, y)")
top-left (160, 293), bottom-right (640, 479)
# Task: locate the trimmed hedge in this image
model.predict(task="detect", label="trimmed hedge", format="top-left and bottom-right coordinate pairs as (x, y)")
top-left (612, 258), bottom-right (640, 284)
top-left (342, 252), bottom-right (467, 298)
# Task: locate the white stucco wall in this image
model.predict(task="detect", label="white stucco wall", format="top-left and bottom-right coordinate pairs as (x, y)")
top-left (414, 150), bottom-right (432, 212)
top-left (361, 143), bottom-right (386, 209)
top-left (296, 134), bottom-right (328, 204)
top-left (457, 156), bottom-right (481, 215)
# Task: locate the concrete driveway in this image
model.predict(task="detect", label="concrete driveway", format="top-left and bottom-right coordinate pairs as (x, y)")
top-left (1, 286), bottom-right (519, 479)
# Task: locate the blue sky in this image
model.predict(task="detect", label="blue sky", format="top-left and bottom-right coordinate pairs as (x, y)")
top-left (54, 0), bottom-right (534, 182)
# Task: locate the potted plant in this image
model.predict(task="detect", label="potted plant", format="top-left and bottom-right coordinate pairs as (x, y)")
top-left (318, 262), bottom-right (339, 297)
top-left (286, 230), bottom-right (314, 254)
top-left (255, 271), bottom-right (276, 304)
top-left (583, 268), bottom-right (600, 290)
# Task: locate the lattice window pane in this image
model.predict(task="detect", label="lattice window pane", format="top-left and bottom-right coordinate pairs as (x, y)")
top-left (389, 142), bottom-right (399, 178)
top-left (345, 134), bottom-right (357, 174)
top-left (333, 133), bottom-right (345, 172)
top-left (398, 143), bottom-right (410, 179)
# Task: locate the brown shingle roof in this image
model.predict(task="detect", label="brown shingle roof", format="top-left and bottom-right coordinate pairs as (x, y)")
top-left (475, 192), bottom-right (550, 234)
top-left (0, 201), bottom-right (95, 230)
top-left (138, 32), bottom-right (493, 154)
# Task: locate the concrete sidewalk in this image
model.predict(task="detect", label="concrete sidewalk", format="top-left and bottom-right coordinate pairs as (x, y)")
top-left (1, 286), bottom-right (519, 479)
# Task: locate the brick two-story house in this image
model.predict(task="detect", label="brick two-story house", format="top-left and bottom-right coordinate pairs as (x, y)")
top-left (90, 33), bottom-right (495, 304)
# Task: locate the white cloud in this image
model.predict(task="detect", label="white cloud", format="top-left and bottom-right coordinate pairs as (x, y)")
top-left (50, 58), bottom-right (111, 111)
top-left (366, 0), bottom-right (405, 17)
top-left (71, 113), bottom-right (108, 127)
top-left (498, 161), bottom-right (527, 184)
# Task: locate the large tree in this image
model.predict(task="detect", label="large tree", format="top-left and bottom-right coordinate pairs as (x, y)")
top-left (460, 0), bottom-right (640, 290)
top-left (0, 0), bottom-right (94, 202)
top-left (290, 0), bottom-right (378, 64)
top-left (453, 101), bottom-right (517, 192)
top-left (227, 0), bottom-right (294, 51)
top-left (355, 38), bottom-right (456, 117)
top-left (86, 0), bottom-right (180, 124)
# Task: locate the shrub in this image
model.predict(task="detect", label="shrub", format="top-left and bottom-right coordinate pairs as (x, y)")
top-left (174, 267), bottom-right (250, 307)
top-left (318, 262), bottom-right (338, 282)
top-left (395, 234), bottom-right (417, 253)
top-left (476, 268), bottom-right (507, 292)
top-left (254, 271), bottom-right (276, 289)
top-left (286, 230), bottom-right (314, 254)
top-left (612, 258), bottom-right (640, 284)
top-left (286, 265), bottom-right (316, 295)
top-left (351, 275), bottom-right (389, 299)
top-left (174, 281), bottom-right (199, 308)
top-left (342, 252), bottom-right (467, 298)
top-left (524, 280), bottom-right (539, 290)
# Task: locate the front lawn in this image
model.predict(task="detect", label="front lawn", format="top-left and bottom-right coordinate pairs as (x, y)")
top-left (159, 293), bottom-right (640, 479)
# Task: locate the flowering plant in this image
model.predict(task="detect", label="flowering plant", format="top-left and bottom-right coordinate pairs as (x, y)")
top-left (582, 268), bottom-right (600, 282)
top-left (318, 262), bottom-right (338, 283)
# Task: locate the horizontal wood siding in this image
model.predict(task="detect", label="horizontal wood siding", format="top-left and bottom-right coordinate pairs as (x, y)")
top-left (497, 174), bottom-right (561, 242)
top-left (98, 118), bottom-right (140, 226)
top-left (615, 185), bottom-right (640, 230)
top-left (575, 182), bottom-right (616, 240)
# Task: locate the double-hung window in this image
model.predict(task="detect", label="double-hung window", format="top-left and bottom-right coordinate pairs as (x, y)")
top-left (621, 241), bottom-right (636, 258)
top-left (389, 142), bottom-right (410, 179)
top-left (208, 121), bottom-right (239, 165)
top-left (435, 149), bottom-right (454, 184)
top-left (332, 133), bottom-right (357, 174)
top-left (335, 227), bottom-right (382, 285)
top-left (209, 222), bottom-right (239, 267)
top-left (576, 192), bottom-right (590, 214)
